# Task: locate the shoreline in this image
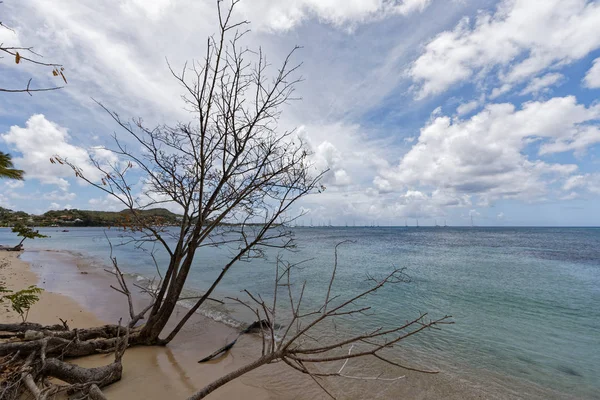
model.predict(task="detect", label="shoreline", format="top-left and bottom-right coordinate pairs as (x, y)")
top-left (0, 250), bottom-right (295, 400)
top-left (0, 251), bottom-right (104, 329)
top-left (0, 248), bottom-right (578, 399)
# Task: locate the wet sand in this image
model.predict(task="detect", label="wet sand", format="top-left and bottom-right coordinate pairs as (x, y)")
top-left (0, 251), bottom-right (102, 328)
top-left (0, 251), bottom-right (277, 399)
top-left (1, 250), bottom-right (558, 400)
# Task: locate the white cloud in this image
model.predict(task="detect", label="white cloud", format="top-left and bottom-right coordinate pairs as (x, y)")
top-left (563, 175), bottom-right (587, 191)
top-left (469, 209), bottom-right (480, 217)
top-left (410, 0), bottom-right (600, 98)
top-left (43, 190), bottom-right (77, 201)
top-left (490, 84), bottom-right (512, 100)
top-left (0, 20), bottom-right (20, 46)
top-left (1, 114), bottom-right (115, 190)
top-left (88, 195), bottom-right (124, 212)
top-left (583, 57), bottom-right (600, 88)
top-left (3, 0), bottom-right (599, 224)
top-left (120, 0), bottom-right (173, 20)
top-left (561, 191), bottom-right (579, 200)
top-left (392, 189), bottom-right (471, 218)
top-left (563, 173), bottom-right (600, 194)
top-left (4, 180), bottom-right (25, 189)
top-left (235, 0), bottom-right (432, 31)
top-left (456, 100), bottom-right (479, 115)
top-left (47, 202), bottom-right (73, 210)
top-left (299, 186), bottom-right (471, 223)
top-left (0, 193), bottom-right (15, 210)
top-left (395, 0), bottom-right (432, 15)
top-left (333, 169), bottom-right (351, 186)
top-left (520, 73), bottom-right (564, 96)
top-left (378, 96), bottom-right (598, 203)
top-left (373, 176), bottom-right (393, 193)
top-left (299, 122), bottom-right (393, 189)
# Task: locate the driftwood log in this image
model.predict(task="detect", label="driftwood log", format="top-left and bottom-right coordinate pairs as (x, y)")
top-left (198, 320), bottom-right (272, 363)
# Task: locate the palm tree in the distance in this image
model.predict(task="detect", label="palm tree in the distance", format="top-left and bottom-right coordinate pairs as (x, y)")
top-left (0, 151), bottom-right (24, 180)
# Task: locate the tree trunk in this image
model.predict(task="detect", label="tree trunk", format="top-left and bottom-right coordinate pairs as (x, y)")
top-left (138, 248), bottom-right (197, 344)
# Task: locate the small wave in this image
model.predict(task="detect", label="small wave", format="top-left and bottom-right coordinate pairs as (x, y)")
top-left (33, 247), bottom-right (254, 333)
top-left (197, 308), bottom-right (243, 329)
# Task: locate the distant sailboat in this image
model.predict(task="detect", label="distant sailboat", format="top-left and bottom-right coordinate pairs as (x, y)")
top-left (444, 219), bottom-right (447, 227)
top-left (416, 219), bottom-right (419, 228)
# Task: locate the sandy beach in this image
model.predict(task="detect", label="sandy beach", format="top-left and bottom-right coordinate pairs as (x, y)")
top-left (0, 251), bottom-right (102, 328)
top-left (1, 249), bottom-right (560, 400)
top-left (0, 251), bottom-right (284, 399)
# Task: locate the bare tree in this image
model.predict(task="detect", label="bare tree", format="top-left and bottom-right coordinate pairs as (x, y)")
top-left (51, 0), bottom-right (324, 346)
top-left (0, 1), bottom-right (451, 399)
top-left (1, 1), bottom-right (66, 95)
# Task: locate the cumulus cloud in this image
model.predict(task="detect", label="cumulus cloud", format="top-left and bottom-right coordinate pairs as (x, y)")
top-left (410, 0), bottom-right (600, 98)
top-left (377, 96), bottom-right (598, 203)
top-left (299, 123), bottom-right (392, 189)
top-left (3, 0), bottom-right (599, 224)
top-left (583, 57), bottom-right (600, 88)
top-left (299, 186), bottom-right (470, 223)
top-left (1, 114), bottom-right (116, 191)
top-left (392, 189), bottom-right (471, 218)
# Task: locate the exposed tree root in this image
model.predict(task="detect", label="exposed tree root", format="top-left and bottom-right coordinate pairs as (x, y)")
top-left (0, 322), bottom-right (130, 400)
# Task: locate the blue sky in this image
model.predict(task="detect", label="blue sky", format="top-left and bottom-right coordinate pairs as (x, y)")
top-left (1, 0), bottom-right (600, 226)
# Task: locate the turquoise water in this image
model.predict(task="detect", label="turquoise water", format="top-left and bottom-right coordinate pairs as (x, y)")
top-left (2, 226), bottom-right (599, 399)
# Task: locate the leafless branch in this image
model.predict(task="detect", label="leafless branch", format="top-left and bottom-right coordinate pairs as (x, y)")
top-left (0, 3), bottom-right (66, 95)
top-left (51, 0), bottom-right (324, 347)
top-left (191, 242), bottom-right (452, 399)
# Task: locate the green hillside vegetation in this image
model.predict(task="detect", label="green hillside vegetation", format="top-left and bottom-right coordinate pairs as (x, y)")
top-left (0, 207), bottom-right (182, 227)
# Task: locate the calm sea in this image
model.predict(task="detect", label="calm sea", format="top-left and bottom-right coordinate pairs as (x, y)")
top-left (1, 226), bottom-right (599, 399)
